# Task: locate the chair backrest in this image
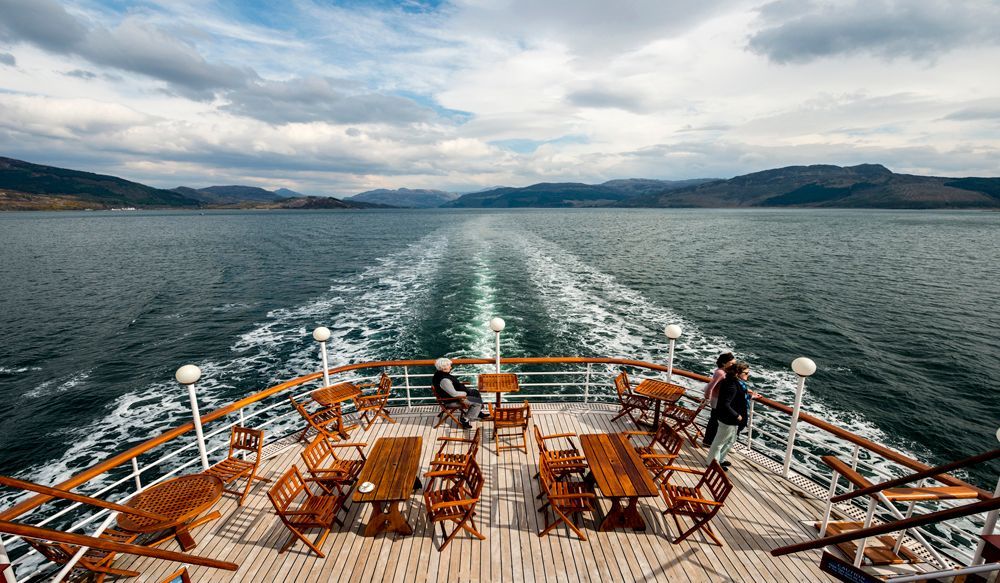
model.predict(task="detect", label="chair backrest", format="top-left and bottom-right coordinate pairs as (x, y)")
top-left (495, 401), bottom-right (531, 423)
top-left (614, 371), bottom-right (631, 398)
top-left (654, 424), bottom-right (684, 455)
top-left (289, 396), bottom-right (310, 420)
top-left (533, 425), bottom-right (547, 454)
top-left (23, 538), bottom-right (75, 566)
top-left (230, 426), bottom-right (264, 457)
top-left (268, 465), bottom-right (308, 513)
top-left (464, 458), bottom-right (485, 500)
top-left (301, 436), bottom-right (334, 472)
top-left (377, 372), bottom-right (392, 395)
top-left (537, 454), bottom-right (557, 494)
top-left (701, 460), bottom-right (734, 505)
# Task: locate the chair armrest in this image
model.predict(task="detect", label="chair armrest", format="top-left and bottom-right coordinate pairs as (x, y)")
top-left (425, 469), bottom-right (462, 478)
top-left (625, 431), bottom-right (655, 437)
top-left (540, 432), bottom-right (577, 439)
top-left (660, 465), bottom-right (704, 475)
top-left (280, 510), bottom-right (322, 516)
top-left (430, 499), bottom-right (478, 511)
top-left (437, 436), bottom-right (475, 443)
top-left (641, 453), bottom-right (679, 459)
top-left (547, 492), bottom-right (597, 500)
top-left (673, 495), bottom-right (723, 507)
top-left (310, 469), bottom-right (351, 476)
top-left (430, 459), bottom-right (468, 467)
top-left (547, 455), bottom-right (586, 463)
top-left (330, 442), bottom-right (368, 448)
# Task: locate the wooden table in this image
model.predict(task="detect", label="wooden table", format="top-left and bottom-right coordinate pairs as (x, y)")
top-left (478, 373), bottom-right (519, 406)
top-left (117, 474), bottom-right (224, 550)
top-left (312, 382), bottom-right (361, 439)
top-left (633, 379), bottom-right (686, 428)
top-left (579, 433), bottom-right (659, 531)
top-left (353, 436), bottom-right (422, 537)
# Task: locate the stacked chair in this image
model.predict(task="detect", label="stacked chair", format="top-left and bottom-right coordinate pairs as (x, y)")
top-left (535, 448), bottom-right (596, 541)
top-left (423, 445), bottom-right (487, 550)
top-left (299, 435), bottom-right (367, 497)
top-left (625, 423), bottom-right (685, 480)
top-left (532, 426), bottom-right (587, 482)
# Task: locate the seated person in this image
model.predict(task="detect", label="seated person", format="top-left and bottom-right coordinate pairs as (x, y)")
top-left (432, 357), bottom-right (488, 429)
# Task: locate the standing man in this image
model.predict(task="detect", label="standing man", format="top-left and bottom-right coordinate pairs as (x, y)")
top-left (432, 357), bottom-right (487, 429)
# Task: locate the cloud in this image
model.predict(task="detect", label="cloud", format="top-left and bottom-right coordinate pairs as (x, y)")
top-left (747, 0), bottom-right (1000, 63)
top-left (0, 0), bottom-right (87, 52)
top-left (0, 52), bottom-right (15, 66)
top-left (221, 77), bottom-right (434, 124)
top-left (63, 69), bottom-right (96, 79)
top-left (565, 88), bottom-right (651, 114)
top-left (944, 106), bottom-right (1000, 121)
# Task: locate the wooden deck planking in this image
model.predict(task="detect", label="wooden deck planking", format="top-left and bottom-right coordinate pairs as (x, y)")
top-left (110, 403), bottom-right (835, 582)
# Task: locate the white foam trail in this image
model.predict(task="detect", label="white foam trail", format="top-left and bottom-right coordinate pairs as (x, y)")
top-left (0, 366), bottom-right (42, 374)
top-left (1, 231), bottom-right (451, 509)
top-left (23, 370), bottom-right (91, 399)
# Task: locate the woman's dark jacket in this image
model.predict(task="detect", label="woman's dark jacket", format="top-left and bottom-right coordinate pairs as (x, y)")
top-left (715, 376), bottom-right (749, 431)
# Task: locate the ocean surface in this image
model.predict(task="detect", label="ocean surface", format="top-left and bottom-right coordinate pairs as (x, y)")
top-left (1, 208), bottom-right (998, 499)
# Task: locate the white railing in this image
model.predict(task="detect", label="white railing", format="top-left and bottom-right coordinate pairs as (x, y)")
top-left (1, 357), bottom-right (994, 581)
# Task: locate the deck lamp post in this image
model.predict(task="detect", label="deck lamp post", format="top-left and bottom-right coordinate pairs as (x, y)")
top-left (782, 357), bottom-right (816, 477)
top-left (972, 427), bottom-right (1000, 564)
top-left (313, 326), bottom-right (332, 387)
top-left (664, 324), bottom-right (682, 382)
top-left (176, 364), bottom-right (210, 472)
top-left (489, 317), bottom-right (505, 373)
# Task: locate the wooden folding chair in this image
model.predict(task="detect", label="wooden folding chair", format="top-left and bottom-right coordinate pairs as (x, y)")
top-left (610, 370), bottom-right (656, 426)
top-left (626, 423), bottom-right (684, 480)
top-left (158, 567), bottom-right (192, 583)
top-left (433, 391), bottom-right (469, 429)
top-left (532, 425), bottom-right (587, 481)
top-left (267, 465), bottom-right (345, 558)
top-left (289, 395), bottom-right (354, 442)
top-left (423, 457), bottom-right (487, 551)
top-left (659, 460), bottom-right (733, 545)
top-left (354, 372), bottom-right (396, 430)
top-left (203, 426), bottom-right (269, 506)
top-left (300, 434), bottom-right (367, 497)
top-left (488, 401), bottom-right (531, 453)
top-left (429, 428), bottom-right (481, 479)
top-left (663, 399), bottom-right (708, 447)
top-left (536, 454), bottom-right (597, 541)
top-left (23, 528), bottom-right (141, 582)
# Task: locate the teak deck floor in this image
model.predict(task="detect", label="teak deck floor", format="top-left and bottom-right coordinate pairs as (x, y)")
top-left (115, 403), bottom-right (835, 582)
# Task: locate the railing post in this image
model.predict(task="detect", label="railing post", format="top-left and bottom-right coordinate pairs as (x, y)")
top-left (972, 427), bottom-right (1000, 565)
top-left (313, 327), bottom-right (332, 387)
top-left (0, 536), bottom-right (16, 583)
top-left (893, 478), bottom-right (924, 555)
top-left (403, 366), bottom-right (412, 407)
top-left (745, 398), bottom-right (755, 449)
top-left (850, 443), bottom-right (861, 471)
top-left (130, 458), bottom-right (142, 492)
top-left (664, 324), bottom-right (682, 382)
top-left (819, 470), bottom-right (840, 537)
top-left (176, 365), bottom-right (210, 471)
top-left (583, 363), bottom-right (591, 403)
top-left (783, 357), bottom-right (816, 477)
top-left (855, 497), bottom-right (878, 567)
top-left (489, 317), bottom-right (505, 373)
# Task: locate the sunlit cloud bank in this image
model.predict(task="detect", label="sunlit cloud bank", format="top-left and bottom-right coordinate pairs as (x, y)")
top-left (1, 0), bottom-right (998, 195)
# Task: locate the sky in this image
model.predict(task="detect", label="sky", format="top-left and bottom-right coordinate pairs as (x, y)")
top-left (1, 0), bottom-right (999, 196)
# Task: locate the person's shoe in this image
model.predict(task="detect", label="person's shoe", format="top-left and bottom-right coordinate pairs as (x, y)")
top-left (478, 412), bottom-right (492, 419)
top-left (460, 420), bottom-right (473, 429)
top-left (721, 461), bottom-right (732, 470)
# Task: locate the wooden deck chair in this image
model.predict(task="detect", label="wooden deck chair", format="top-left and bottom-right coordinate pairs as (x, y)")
top-left (658, 460), bottom-right (733, 545)
top-left (423, 457), bottom-right (487, 551)
top-left (626, 423), bottom-right (684, 480)
top-left (610, 370), bottom-right (656, 426)
top-left (663, 399), bottom-right (708, 447)
top-left (267, 465), bottom-right (345, 558)
top-left (203, 426), bottom-right (269, 506)
top-left (158, 567), bottom-right (192, 583)
top-left (300, 435), bottom-right (366, 497)
top-left (429, 428), bottom-right (481, 479)
top-left (23, 528), bottom-right (141, 582)
top-left (488, 401), bottom-right (531, 453)
top-left (536, 454), bottom-right (597, 541)
top-left (532, 426), bottom-right (587, 481)
top-left (433, 391), bottom-right (469, 429)
top-left (289, 395), bottom-right (352, 442)
top-left (354, 372), bottom-right (396, 430)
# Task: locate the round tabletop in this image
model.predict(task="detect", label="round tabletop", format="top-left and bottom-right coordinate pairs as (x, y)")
top-left (117, 474), bottom-right (224, 533)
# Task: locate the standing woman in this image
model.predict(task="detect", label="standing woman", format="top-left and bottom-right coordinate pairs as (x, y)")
top-left (701, 352), bottom-right (736, 447)
top-left (706, 360), bottom-right (751, 469)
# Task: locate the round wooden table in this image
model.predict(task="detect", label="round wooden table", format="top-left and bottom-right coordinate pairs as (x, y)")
top-left (117, 474), bottom-right (224, 550)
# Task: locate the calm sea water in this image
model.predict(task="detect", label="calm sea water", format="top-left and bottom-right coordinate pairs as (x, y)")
top-left (1, 208), bottom-right (998, 494)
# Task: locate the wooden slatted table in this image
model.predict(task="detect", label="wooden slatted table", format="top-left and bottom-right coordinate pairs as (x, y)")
top-left (353, 436), bottom-right (423, 537)
top-left (579, 433), bottom-right (659, 531)
top-left (311, 382), bottom-right (361, 439)
top-left (477, 373), bottom-right (519, 406)
top-left (632, 379), bottom-right (686, 428)
top-left (117, 474), bottom-right (224, 550)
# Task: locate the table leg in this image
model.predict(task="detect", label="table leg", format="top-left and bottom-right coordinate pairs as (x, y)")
top-left (174, 527), bottom-right (198, 551)
top-left (599, 497), bottom-right (646, 531)
top-left (365, 501), bottom-right (413, 537)
top-left (653, 400), bottom-right (662, 429)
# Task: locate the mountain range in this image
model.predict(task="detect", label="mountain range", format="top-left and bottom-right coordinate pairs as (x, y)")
top-left (2, 156), bottom-right (999, 211)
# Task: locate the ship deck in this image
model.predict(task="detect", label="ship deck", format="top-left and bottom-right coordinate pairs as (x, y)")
top-left (115, 403), bottom-right (834, 582)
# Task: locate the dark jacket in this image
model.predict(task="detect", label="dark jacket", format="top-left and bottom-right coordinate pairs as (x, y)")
top-left (715, 376), bottom-right (749, 431)
top-left (432, 370), bottom-right (467, 400)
